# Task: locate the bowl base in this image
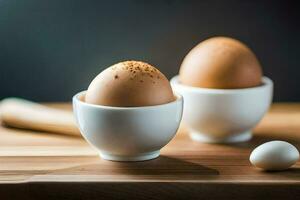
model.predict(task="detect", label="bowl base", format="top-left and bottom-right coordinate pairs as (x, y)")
top-left (99, 150), bottom-right (160, 162)
top-left (190, 131), bottom-right (252, 144)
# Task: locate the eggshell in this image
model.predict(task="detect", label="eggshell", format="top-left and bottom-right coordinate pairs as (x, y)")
top-left (250, 141), bottom-right (299, 171)
top-left (179, 37), bottom-right (263, 89)
top-left (85, 61), bottom-right (175, 107)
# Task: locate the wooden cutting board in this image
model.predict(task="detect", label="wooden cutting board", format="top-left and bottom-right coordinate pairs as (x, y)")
top-left (0, 103), bottom-right (300, 200)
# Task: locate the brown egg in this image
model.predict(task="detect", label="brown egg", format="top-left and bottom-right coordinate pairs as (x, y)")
top-left (85, 61), bottom-right (175, 107)
top-left (179, 37), bottom-right (263, 89)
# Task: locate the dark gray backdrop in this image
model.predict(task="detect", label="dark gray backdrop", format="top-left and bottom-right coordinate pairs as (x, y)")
top-left (0, 0), bottom-right (299, 102)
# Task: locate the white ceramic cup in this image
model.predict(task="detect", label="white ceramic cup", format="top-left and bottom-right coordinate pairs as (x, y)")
top-left (171, 76), bottom-right (273, 143)
top-left (73, 91), bottom-right (183, 161)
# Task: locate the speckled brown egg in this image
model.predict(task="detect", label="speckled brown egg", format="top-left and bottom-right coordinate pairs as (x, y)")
top-left (179, 37), bottom-right (263, 89)
top-left (85, 61), bottom-right (175, 107)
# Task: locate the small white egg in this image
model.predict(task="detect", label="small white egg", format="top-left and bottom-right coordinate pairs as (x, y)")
top-left (250, 140), bottom-right (299, 171)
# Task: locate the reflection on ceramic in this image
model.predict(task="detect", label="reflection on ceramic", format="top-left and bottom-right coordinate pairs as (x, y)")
top-left (73, 91), bottom-right (183, 161)
top-left (171, 76), bottom-right (273, 143)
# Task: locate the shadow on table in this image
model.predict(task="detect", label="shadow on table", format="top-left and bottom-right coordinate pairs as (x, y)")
top-left (253, 166), bottom-right (300, 177)
top-left (51, 155), bottom-right (219, 179)
top-left (110, 155), bottom-right (219, 176)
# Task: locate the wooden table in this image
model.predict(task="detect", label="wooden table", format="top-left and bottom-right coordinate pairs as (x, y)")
top-left (0, 103), bottom-right (300, 199)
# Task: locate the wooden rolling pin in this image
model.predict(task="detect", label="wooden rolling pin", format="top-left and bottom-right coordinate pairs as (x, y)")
top-left (0, 98), bottom-right (80, 136)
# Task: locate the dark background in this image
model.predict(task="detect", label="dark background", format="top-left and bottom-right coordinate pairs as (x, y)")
top-left (0, 0), bottom-right (299, 102)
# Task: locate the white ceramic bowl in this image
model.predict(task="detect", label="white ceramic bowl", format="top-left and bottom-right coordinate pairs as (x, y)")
top-left (73, 91), bottom-right (183, 161)
top-left (171, 76), bottom-right (273, 143)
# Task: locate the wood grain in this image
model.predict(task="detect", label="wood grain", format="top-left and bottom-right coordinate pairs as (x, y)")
top-left (0, 103), bottom-right (300, 199)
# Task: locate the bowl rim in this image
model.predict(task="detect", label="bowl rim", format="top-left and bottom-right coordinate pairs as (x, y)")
top-left (73, 91), bottom-right (183, 110)
top-left (170, 76), bottom-right (273, 94)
